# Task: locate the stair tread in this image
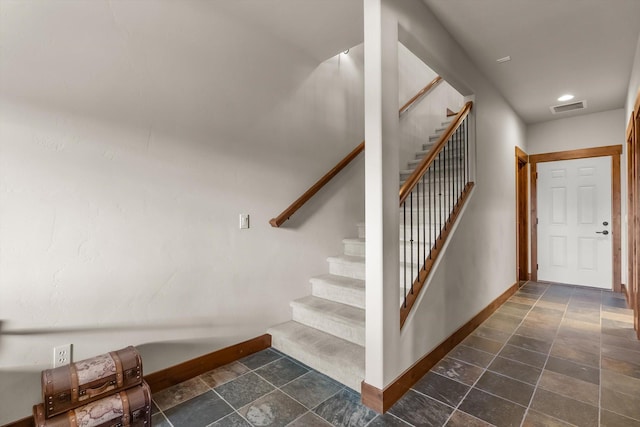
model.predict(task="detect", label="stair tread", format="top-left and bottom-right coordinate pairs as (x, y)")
top-left (268, 321), bottom-right (364, 391)
top-left (311, 274), bottom-right (365, 290)
top-left (291, 295), bottom-right (365, 326)
top-left (327, 254), bottom-right (365, 264)
top-left (342, 237), bottom-right (365, 245)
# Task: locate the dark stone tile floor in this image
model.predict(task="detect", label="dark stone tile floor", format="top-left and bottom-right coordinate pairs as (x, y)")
top-left (152, 282), bottom-right (640, 426)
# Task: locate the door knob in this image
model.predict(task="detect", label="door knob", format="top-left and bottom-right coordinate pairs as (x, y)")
top-left (596, 230), bottom-right (609, 235)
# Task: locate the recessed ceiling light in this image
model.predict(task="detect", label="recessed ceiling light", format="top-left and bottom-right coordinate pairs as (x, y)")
top-left (557, 94), bottom-right (574, 102)
top-left (496, 56), bottom-right (511, 63)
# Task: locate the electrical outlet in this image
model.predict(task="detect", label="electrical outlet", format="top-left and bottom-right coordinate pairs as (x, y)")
top-left (53, 344), bottom-right (72, 368)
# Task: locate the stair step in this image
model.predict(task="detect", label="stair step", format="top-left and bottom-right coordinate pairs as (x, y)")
top-left (291, 296), bottom-right (365, 346)
top-left (343, 238), bottom-right (365, 257)
top-left (327, 254), bottom-right (365, 280)
top-left (357, 222), bottom-right (365, 239)
top-left (268, 321), bottom-right (364, 392)
top-left (406, 159), bottom-right (464, 170)
top-left (310, 274), bottom-right (365, 309)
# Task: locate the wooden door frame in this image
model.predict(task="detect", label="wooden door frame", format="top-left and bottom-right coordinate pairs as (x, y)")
top-left (515, 147), bottom-right (529, 282)
top-left (529, 145), bottom-right (623, 292)
top-left (627, 92), bottom-right (640, 338)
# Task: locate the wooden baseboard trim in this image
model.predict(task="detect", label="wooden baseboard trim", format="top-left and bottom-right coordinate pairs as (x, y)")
top-left (1, 334), bottom-right (272, 427)
top-left (361, 282), bottom-right (518, 413)
top-left (621, 283), bottom-right (629, 304)
top-left (1, 417), bottom-right (33, 427)
top-left (145, 334), bottom-right (271, 393)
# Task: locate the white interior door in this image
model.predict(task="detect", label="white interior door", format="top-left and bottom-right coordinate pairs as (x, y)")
top-left (537, 156), bottom-right (612, 289)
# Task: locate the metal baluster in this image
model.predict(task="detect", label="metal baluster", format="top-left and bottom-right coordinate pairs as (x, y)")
top-left (410, 192), bottom-right (414, 295)
top-left (403, 202), bottom-right (406, 307)
top-left (429, 166), bottom-right (433, 256)
top-left (439, 150), bottom-right (443, 238)
top-left (422, 173), bottom-right (426, 269)
top-left (465, 119), bottom-right (469, 186)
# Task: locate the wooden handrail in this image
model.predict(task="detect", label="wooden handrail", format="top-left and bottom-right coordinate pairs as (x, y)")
top-left (270, 141), bottom-right (365, 227)
top-left (270, 77), bottom-right (443, 227)
top-left (399, 101), bottom-right (473, 205)
top-left (399, 76), bottom-right (442, 115)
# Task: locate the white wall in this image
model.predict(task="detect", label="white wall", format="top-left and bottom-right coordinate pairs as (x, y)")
top-left (626, 33), bottom-right (640, 120)
top-left (0, 1), bottom-right (365, 422)
top-left (398, 43), bottom-right (464, 168)
top-left (364, 0), bottom-right (526, 388)
top-left (527, 109), bottom-right (625, 155)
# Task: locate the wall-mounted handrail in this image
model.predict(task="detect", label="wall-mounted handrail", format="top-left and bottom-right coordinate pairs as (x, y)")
top-left (269, 141), bottom-right (364, 227)
top-left (399, 101), bottom-right (473, 205)
top-left (399, 76), bottom-right (442, 115)
top-left (270, 77), bottom-right (443, 228)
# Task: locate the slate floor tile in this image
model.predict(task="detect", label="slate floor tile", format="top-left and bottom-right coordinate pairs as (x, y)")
top-left (153, 377), bottom-right (210, 410)
top-left (280, 371), bottom-right (343, 409)
top-left (521, 409), bottom-right (575, 427)
top-left (472, 326), bottom-right (512, 343)
top-left (214, 372), bottom-right (275, 409)
top-left (209, 412), bottom-right (252, 427)
top-left (445, 410), bottom-right (493, 427)
top-left (530, 388), bottom-right (598, 427)
top-left (164, 390), bottom-right (233, 427)
top-left (507, 334), bottom-right (552, 354)
top-left (544, 356), bottom-right (600, 385)
top-left (313, 389), bottom-right (377, 427)
top-left (151, 413), bottom-right (171, 427)
top-left (447, 344), bottom-right (495, 368)
top-left (462, 334), bottom-right (504, 354)
top-left (388, 389), bottom-right (454, 427)
top-left (474, 370), bottom-right (534, 406)
top-left (602, 318), bottom-right (637, 339)
top-left (287, 411), bottom-right (334, 426)
top-left (601, 333), bottom-right (640, 352)
top-left (537, 370), bottom-right (599, 406)
top-left (238, 390), bottom-right (307, 427)
top-left (549, 341), bottom-right (600, 368)
top-left (239, 349), bottom-right (283, 370)
top-left (367, 413), bottom-right (412, 426)
top-left (601, 386), bottom-right (640, 421)
top-left (498, 344), bottom-right (547, 368)
top-left (601, 344), bottom-right (640, 367)
top-left (600, 409), bottom-right (640, 427)
top-left (602, 355), bottom-right (640, 379)
top-left (413, 371), bottom-right (470, 407)
top-left (254, 357), bottom-right (309, 387)
top-left (200, 361), bottom-right (251, 388)
top-left (488, 357), bottom-right (542, 385)
top-left (458, 388), bottom-right (526, 427)
top-left (431, 357), bottom-right (485, 385)
top-left (601, 368), bottom-right (640, 397)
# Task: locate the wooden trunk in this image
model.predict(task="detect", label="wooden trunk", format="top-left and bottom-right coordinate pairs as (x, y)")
top-left (41, 346), bottom-right (142, 418)
top-left (33, 381), bottom-right (151, 427)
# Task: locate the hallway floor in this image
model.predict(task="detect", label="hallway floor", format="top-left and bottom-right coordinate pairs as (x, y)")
top-left (151, 282), bottom-right (640, 427)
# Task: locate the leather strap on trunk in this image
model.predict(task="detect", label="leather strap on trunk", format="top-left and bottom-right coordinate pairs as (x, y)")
top-left (120, 391), bottom-right (131, 426)
top-left (110, 351), bottom-right (124, 388)
top-left (69, 364), bottom-right (79, 403)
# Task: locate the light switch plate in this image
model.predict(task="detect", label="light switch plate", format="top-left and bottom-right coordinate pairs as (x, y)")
top-left (240, 214), bottom-right (250, 229)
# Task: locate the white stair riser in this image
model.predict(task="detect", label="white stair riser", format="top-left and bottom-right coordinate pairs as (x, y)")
top-left (329, 259), bottom-right (365, 280)
top-left (357, 223), bottom-right (365, 239)
top-left (291, 304), bottom-right (365, 346)
top-left (269, 327), bottom-right (363, 391)
top-left (343, 240), bottom-right (365, 257)
top-left (311, 281), bottom-right (365, 309)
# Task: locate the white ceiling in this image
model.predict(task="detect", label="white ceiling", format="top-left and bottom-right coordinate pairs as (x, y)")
top-left (421, 0), bottom-right (640, 124)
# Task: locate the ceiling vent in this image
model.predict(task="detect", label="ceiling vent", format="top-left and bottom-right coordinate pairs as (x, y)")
top-left (550, 100), bottom-right (587, 114)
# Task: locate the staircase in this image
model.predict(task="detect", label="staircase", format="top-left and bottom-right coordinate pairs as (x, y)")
top-left (268, 120), bottom-right (454, 391)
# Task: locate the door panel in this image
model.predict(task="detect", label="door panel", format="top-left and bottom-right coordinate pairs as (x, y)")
top-left (538, 156), bottom-right (612, 288)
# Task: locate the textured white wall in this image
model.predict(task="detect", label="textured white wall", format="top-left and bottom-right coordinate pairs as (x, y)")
top-left (398, 43), bottom-right (465, 168)
top-left (527, 109), bottom-right (625, 155)
top-left (0, 1), bottom-right (366, 422)
top-left (364, 0), bottom-right (527, 387)
top-left (627, 34), bottom-right (640, 120)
